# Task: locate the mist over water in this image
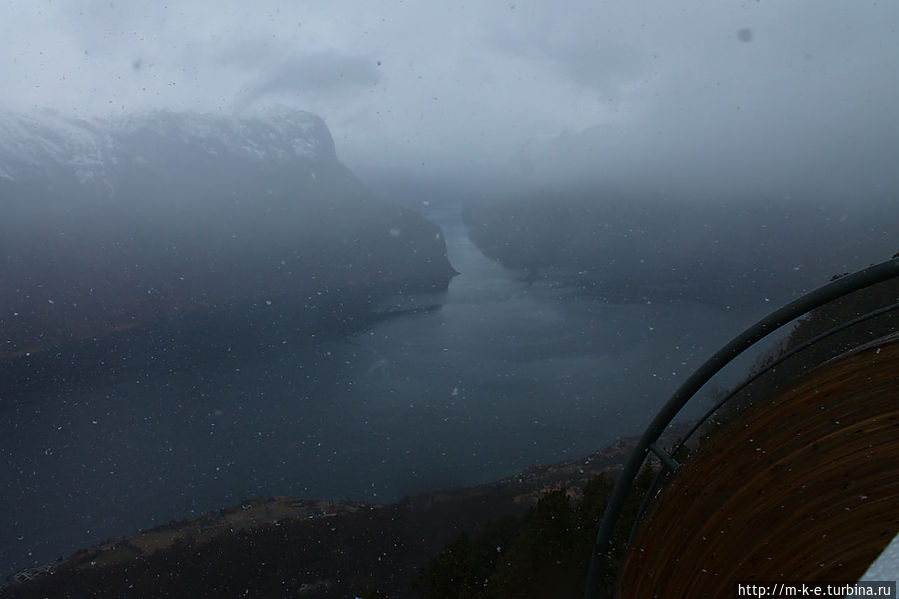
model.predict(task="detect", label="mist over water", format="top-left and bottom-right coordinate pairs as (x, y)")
top-left (0, 195), bottom-right (778, 577)
top-left (1, 1), bottom-right (897, 590)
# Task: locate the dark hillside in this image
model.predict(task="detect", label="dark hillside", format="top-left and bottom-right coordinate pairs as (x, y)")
top-left (464, 191), bottom-right (899, 306)
top-left (0, 109), bottom-right (456, 365)
top-left (0, 426), bottom-right (689, 598)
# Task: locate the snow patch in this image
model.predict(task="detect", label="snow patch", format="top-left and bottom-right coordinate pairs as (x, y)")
top-left (0, 107), bottom-right (334, 187)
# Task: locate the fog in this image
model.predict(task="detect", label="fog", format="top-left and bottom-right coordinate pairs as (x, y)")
top-left (2, 0), bottom-right (896, 188)
top-left (2, 0), bottom-right (899, 583)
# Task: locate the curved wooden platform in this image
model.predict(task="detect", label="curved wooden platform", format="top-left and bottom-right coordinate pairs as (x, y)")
top-left (617, 336), bottom-right (899, 597)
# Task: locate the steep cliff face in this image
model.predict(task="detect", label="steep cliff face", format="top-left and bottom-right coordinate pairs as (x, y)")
top-left (0, 108), bottom-right (455, 358)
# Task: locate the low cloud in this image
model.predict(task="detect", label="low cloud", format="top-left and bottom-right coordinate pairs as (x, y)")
top-left (235, 52), bottom-right (381, 109)
top-left (488, 18), bottom-right (646, 104)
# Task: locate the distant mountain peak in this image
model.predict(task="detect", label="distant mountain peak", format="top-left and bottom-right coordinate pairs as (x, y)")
top-left (115, 108), bottom-right (336, 163)
top-left (0, 106), bottom-right (336, 187)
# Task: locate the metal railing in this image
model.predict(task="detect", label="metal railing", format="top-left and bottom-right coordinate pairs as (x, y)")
top-left (584, 256), bottom-right (899, 599)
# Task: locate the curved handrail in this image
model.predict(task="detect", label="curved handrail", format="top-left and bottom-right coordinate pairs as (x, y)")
top-left (623, 298), bottom-right (899, 553)
top-left (669, 299), bottom-right (899, 458)
top-left (584, 257), bottom-right (899, 599)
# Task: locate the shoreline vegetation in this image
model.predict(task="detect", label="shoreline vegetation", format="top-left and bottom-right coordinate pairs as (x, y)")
top-left (1, 423), bottom-right (691, 598)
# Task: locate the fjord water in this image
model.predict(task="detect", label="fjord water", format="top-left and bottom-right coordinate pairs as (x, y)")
top-left (0, 204), bottom-right (769, 576)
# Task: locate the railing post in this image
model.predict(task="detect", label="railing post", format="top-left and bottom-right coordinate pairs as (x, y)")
top-left (648, 443), bottom-right (680, 472)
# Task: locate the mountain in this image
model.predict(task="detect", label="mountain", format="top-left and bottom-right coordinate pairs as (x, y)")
top-left (466, 118), bottom-right (899, 308)
top-left (468, 125), bottom-right (899, 307)
top-left (465, 188), bottom-right (899, 308)
top-left (0, 107), bottom-right (456, 361)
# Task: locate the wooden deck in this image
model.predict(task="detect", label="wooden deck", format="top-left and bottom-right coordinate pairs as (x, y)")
top-left (617, 336), bottom-right (899, 597)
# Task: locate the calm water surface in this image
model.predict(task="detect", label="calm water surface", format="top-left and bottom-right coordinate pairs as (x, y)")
top-left (0, 206), bottom-right (771, 575)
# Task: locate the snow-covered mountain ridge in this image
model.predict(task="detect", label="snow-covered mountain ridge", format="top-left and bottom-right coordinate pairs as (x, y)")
top-left (0, 107), bottom-right (334, 190)
top-left (0, 107), bottom-right (455, 359)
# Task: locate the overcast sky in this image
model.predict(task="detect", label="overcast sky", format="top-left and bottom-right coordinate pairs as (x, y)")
top-left (1, 0), bottom-right (897, 181)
